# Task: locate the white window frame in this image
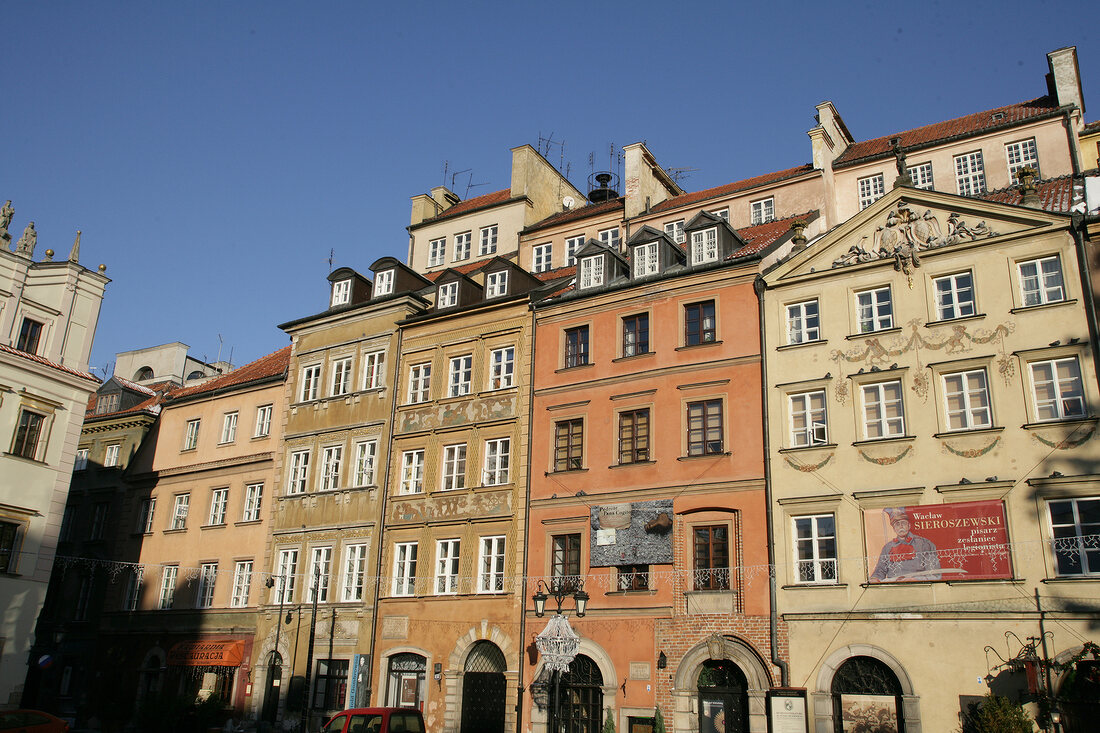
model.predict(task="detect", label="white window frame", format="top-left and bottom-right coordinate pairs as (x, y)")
top-left (1048, 497), bottom-right (1100, 576)
top-left (483, 438), bottom-right (510, 486)
top-left (478, 535), bottom-right (506, 593)
top-left (243, 483), bottom-right (263, 522)
top-left (789, 391), bottom-right (827, 447)
top-left (103, 443), bottom-right (121, 467)
top-left (933, 272), bottom-right (976, 320)
top-left (74, 447), bottom-right (89, 471)
top-left (793, 514), bottom-right (838, 584)
top-left (598, 227), bottom-right (620, 249)
top-left (907, 162), bottom-right (934, 190)
top-left (486, 270), bottom-right (508, 298)
top-left (287, 450), bottom-right (311, 495)
top-left (342, 543), bottom-right (369, 601)
top-left (858, 174), bottom-right (885, 210)
top-left (954, 151), bottom-right (986, 196)
top-left (353, 440), bottom-right (377, 487)
top-left (786, 300), bottom-right (820, 344)
top-left (184, 419), bottom-right (200, 451)
top-left (308, 546), bottom-right (332, 603)
top-left (428, 238), bottom-right (446, 267)
top-left (300, 364), bottom-right (321, 402)
top-left (710, 208), bottom-right (730, 221)
top-left (320, 445), bottom-right (343, 491)
top-left (448, 355), bottom-right (472, 397)
top-left (254, 404), bottom-right (272, 437)
top-left (1029, 357), bottom-right (1086, 421)
top-left (437, 281), bottom-right (458, 308)
top-left (751, 197), bottom-right (775, 225)
top-left (374, 269), bottom-right (394, 296)
top-left (362, 350), bottom-right (385, 390)
top-left (489, 347), bottom-right (515, 390)
top-left (407, 363), bottom-right (431, 404)
top-left (663, 220), bottom-right (685, 244)
top-left (231, 560), bottom-right (252, 608)
top-left (275, 548), bottom-right (298, 603)
top-left (124, 572), bottom-right (142, 611)
top-left (331, 357), bottom-right (353, 397)
top-left (400, 450), bottom-right (424, 494)
top-left (453, 231), bottom-right (471, 261)
top-left (479, 225), bottom-right (498, 256)
top-left (579, 255), bottom-right (604, 288)
top-left (331, 279), bottom-right (351, 307)
top-left (633, 242), bottom-right (658, 278)
top-left (533, 243), bottom-right (552, 273)
top-left (138, 497), bottom-right (156, 533)
top-left (208, 488), bottom-right (228, 525)
top-left (196, 563), bottom-right (217, 608)
top-left (861, 380), bottom-right (906, 439)
top-left (942, 369), bottom-right (993, 431)
top-left (159, 566), bottom-right (178, 609)
top-left (856, 287), bottom-right (893, 333)
top-left (392, 542), bottom-right (418, 596)
top-left (690, 228), bottom-right (719, 265)
top-left (566, 235), bottom-right (585, 266)
top-left (1018, 255), bottom-right (1066, 307)
top-left (220, 411), bottom-right (238, 444)
top-left (171, 493), bottom-right (189, 530)
top-left (435, 539), bottom-right (461, 595)
top-left (441, 443), bottom-right (467, 491)
top-left (1005, 138), bottom-right (1040, 180)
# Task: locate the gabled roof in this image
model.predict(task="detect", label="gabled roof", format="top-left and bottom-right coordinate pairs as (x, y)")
top-left (648, 164), bottom-right (816, 214)
top-left (423, 257), bottom-right (500, 282)
top-left (733, 211), bottom-right (819, 258)
top-left (413, 188), bottom-right (515, 227)
top-left (978, 175), bottom-right (1076, 213)
top-left (109, 375), bottom-right (157, 396)
top-left (0, 343), bottom-right (99, 383)
top-left (523, 198), bottom-right (625, 234)
top-left (168, 346), bottom-right (290, 400)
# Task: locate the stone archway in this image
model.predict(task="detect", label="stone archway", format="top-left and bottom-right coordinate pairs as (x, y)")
top-left (813, 644), bottom-right (920, 733)
top-left (529, 637), bottom-right (617, 733)
top-left (447, 624), bottom-right (518, 733)
top-left (672, 634), bottom-right (773, 733)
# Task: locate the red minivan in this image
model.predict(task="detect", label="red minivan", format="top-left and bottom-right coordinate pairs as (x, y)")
top-left (320, 708), bottom-right (425, 733)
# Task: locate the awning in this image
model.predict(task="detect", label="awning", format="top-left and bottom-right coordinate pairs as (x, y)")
top-left (167, 640), bottom-right (245, 667)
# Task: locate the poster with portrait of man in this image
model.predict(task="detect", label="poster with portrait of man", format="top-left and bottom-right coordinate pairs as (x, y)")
top-left (863, 500), bottom-right (1011, 583)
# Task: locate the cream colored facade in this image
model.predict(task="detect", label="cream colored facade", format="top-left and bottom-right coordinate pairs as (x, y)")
top-left (761, 185), bottom-right (1099, 732)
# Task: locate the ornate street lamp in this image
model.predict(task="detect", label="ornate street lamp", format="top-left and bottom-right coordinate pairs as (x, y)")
top-left (532, 579), bottom-right (588, 733)
top-left (532, 578), bottom-right (588, 618)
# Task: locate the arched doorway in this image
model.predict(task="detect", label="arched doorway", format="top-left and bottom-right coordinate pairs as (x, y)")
top-left (460, 641), bottom-right (506, 733)
top-left (697, 660), bottom-right (748, 733)
top-left (261, 651), bottom-right (282, 724)
top-left (551, 654), bottom-right (603, 733)
top-left (831, 656), bottom-right (904, 733)
top-left (386, 653), bottom-right (426, 710)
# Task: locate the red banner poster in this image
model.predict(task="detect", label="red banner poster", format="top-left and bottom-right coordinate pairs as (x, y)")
top-left (864, 500), bottom-right (1011, 583)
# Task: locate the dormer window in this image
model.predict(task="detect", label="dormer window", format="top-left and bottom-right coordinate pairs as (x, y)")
top-left (375, 270), bottom-right (394, 297)
top-left (486, 271), bottom-right (508, 298)
top-left (438, 282), bottom-right (458, 308)
top-left (580, 255), bottom-right (605, 289)
top-left (95, 393), bottom-right (120, 415)
top-left (633, 242), bottom-right (659, 278)
top-left (331, 279), bottom-right (351, 307)
top-left (690, 228), bottom-right (718, 265)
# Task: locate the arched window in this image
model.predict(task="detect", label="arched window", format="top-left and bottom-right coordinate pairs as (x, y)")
top-left (386, 653), bottom-right (426, 710)
top-left (134, 366), bottom-right (154, 381)
top-left (461, 642), bottom-right (506, 733)
top-left (698, 660), bottom-right (748, 733)
top-left (831, 656), bottom-right (903, 733)
top-left (552, 654), bottom-right (603, 733)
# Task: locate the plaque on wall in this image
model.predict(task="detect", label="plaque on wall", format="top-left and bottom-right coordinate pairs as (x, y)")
top-left (589, 498), bottom-right (673, 567)
top-left (767, 688), bottom-right (808, 733)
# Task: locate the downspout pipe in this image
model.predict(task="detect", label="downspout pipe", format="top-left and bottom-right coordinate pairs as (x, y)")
top-left (755, 273), bottom-right (789, 687)
top-left (517, 302), bottom-right (537, 733)
top-left (1070, 212), bottom-right (1100, 394)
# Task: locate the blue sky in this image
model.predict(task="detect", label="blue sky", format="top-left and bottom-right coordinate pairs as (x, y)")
top-left (3, 1), bottom-right (1097, 377)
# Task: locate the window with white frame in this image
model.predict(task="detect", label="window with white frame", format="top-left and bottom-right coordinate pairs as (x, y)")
top-left (579, 255), bottom-right (604, 289)
top-left (243, 483), bottom-right (263, 522)
top-left (453, 232), bottom-right (471, 261)
top-left (138, 498), bottom-right (156, 533)
top-left (1048, 497), bottom-right (1100, 576)
top-left (428, 238), bottom-right (446, 267)
top-left (407, 363), bottom-right (431, 403)
top-left (74, 447), bottom-right (89, 471)
top-left (1018, 255), bottom-right (1065, 306)
top-left (566, 235), bottom-right (585, 265)
top-left (441, 443), bottom-right (467, 491)
top-left (231, 561), bottom-right (252, 608)
top-left (196, 563), bottom-right (217, 608)
top-left (171, 493), bottom-right (189, 530)
top-left (353, 440), bottom-right (377, 486)
top-left (856, 287), bottom-right (893, 332)
top-left (254, 404), bottom-right (272, 437)
top-left (861, 381), bottom-right (906, 439)
top-left (1006, 138), bottom-right (1040, 180)
top-left (184, 419), bottom-right (200, 451)
top-left (633, 242), bottom-right (658, 278)
top-left (483, 438), bottom-right (510, 485)
top-left (159, 566), bottom-right (178, 609)
top-left (308, 546), bottom-right (332, 603)
top-left (934, 272), bottom-right (976, 320)
top-left (622, 313), bottom-right (649, 357)
top-left (374, 269), bottom-right (394, 296)
top-left (124, 572), bottom-right (142, 611)
top-left (220, 412), bottom-right (238, 444)
top-left (287, 450), bottom-right (310, 494)
top-left (208, 488), bottom-right (228, 525)
top-left (663, 219), bottom-right (685, 244)
top-left (435, 539), bottom-right (461, 594)
top-left (943, 369), bottom-right (992, 430)
top-left (392, 542), bottom-right (418, 596)
top-left (786, 300), bottom-right (820, 344)
top-left (95, 393), bottom-right (120, 415)
top-left (275, 548), bottom-right (298, 603)
top-left (533, 243), bottom-right (552, 273)
top-left (400, 450), bottom-right (424, 494)
top-left (448, 355), bottom-right (472, 397)
top-left (858, 174), bottom-right (885, 210)
top-left (486, 271), bottom-right (508, 298)
top-left (320, 446), bottom-right (342, 491)
top-left (479, 225), bottom-right (498, 255)
top-left (710, 208), bottom-right (730, 221)
top-left (300, 364), bottom-right (321, 402)
top-left (598, 227), bottom-right (620, 249)
top-left (1030, 357), bottom-right (1086, 421)
top-left (104, 443), bottom-right (121, 467)
top-left (489, 347), bottom-right (514, 390)
top-left (690, 228), bottom-right (718, 265)
top-left (331, 279), bottom-right (351, 307)
top-left (342, 544), bottom-right (368, 601)
top-left (954, 151), bottom-right (986, 195)
top-left (362, 351), bottom-right (385, 389)
top-left (789, 391), bottom-right (827, 447)
top-left (331, 358), bottom-right (352, 396)
top-left (437, 282), bottom-right (458, 308)
top-left (478, 535), bottom-right (506, 592)
top-left (793, 514), bottom-right (837, 583)
top-left (751, 197), bottom-right (775, 224)
top-left (907, 162), bottom-right (934, 190)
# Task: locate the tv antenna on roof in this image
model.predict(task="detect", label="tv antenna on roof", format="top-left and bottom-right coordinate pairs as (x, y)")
top-left (328, 248), bottom-right (335, 272)
top-left (666, 166), bottom-right (699, 183)
top-left (450, 168), bottom-right (471, 189)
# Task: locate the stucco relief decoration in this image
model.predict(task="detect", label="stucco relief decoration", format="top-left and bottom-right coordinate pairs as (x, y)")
top-left (399, 394), bottom-right (516, 432)
top-left (941, 436), bottom-right (1001, 458)
top-left (391, 489), bottom-right (510, 523)
top-left (1031, 423), bottom-right (1096, 450)
top-left (858, 445), bottom-right (912, 465)
top-left (783, 453), bottom-right (834, 472)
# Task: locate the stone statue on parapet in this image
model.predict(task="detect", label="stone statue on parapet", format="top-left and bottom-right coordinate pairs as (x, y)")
top-left (16, 221), bottom-right (37, 257)
top-left (0, 200), bottom-right (13, 233)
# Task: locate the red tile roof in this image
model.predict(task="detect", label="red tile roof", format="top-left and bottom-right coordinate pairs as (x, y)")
top-left (423, 258), bottom-right (498, 282)
top-left (523, 198), bottom-right (624, 233)
top-left (169, 346), bottom-right (290, 400)
top-left (0, 343), bottom-right (99, 383)
top-left (978, 175), bottom-right (1076, 213)
top-left (648, 164), bottom-right (815, 214)
top-left (1082, 120), bottom-right (1100, 134)
top-left (834, 96), bottom-right (1061, 167)
top-left (414, 189), bottom-right (514, 226)
top-left (113, 376), bottom-right (157, 396)
top-left (731, 211), bottom-right (818, 257)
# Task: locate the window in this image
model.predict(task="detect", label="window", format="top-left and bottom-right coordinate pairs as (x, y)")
top-left (793, 514), bottom-right (837, 583)
top-left (159, 566), bottom-right (178, 609)
top-left (231, 561), bottom-right (252, 608)
top-left (580, 255), bottom-right (604, 288)
top-left (486, 271), bottom-right (508, 298)
top-left (331, 358), bottom-right (352, 396)
top-left (287, 450), bottom-right (310, 494)
top-left (137, 498), bottom-right (156, 533)
top-left (711, 207), bottom-right (730, 221)
top-left (407, 363), bottom-right (431, 403)
top-left (690, 228), bottom-right (718, 265)
top-left (171, 494), bottom-right (189, 530)
top-left (566, 235), bottom-right (585, 265)
top-left (907, 162), bottom-right (934, 190)
top-left (208, 488), bottom-right (228, 525)
top-left (786, 300), bottom-right (820, 344)
top-left (693, 525), bottom-right (730, 590)
top-left (684, 301), bottom-right (716, 345)
top-left (74, 448), bottom-right (88, 471)
top-left (622, 313), bottom-right (649, 357)
top-left (861, 381), bottom-right (906, 439)
top-left (300, 365), bottom-right (321, 402)
top-left (1030, 357), bottom-right (1086, 421)
top-left (374, 269), bottom-right (394, 296)
top-left (0, 521), bottom-right (18, 573)
top-left (856, 287), bottom-right (893, 332)
top-left (392, 542), bottom-right (418, 596)
top-left (243, 483), bottom-right (263, 522)
top-left (275, 548), bottom-right (298, 603)
top-left (565, 326), bottom-right (589, 368)
top-left (617, 564), bottom-right (649, 591)
top-left (789, 391), bottom-right (827, 447)
top-left (254, 405), bottom-right (272, 437)
top-left (751, 197), bottom-right (774, 224)
top-left (551, 534), bottom-right (581, 587)
top-left (858, 174), bottom-right (885, 209)
top-left (308, 546), bottom-right (332, 603)
top-left (60, 506), bottom-right (74, 542)
top-left (400, 450), bottom-right (424, 494)
top-left (428, 238), bottom-right (446, 267)
top-left (435, 539), bottom-right (461, 594)
top-left (362, 351), bottom-right (385, 389)
top-left (331, 279), bottom-right (351, 307)
top-left (441, 444), bottom-right (467, 491)
top-left (124, 572), bottom-right (142, 611)
top-left (687, 400), bottom-right (723, 456)
top-left (483, 438), bottom-right (510, 485)
top-left (437, 282), bottom-right (458, 308)
top-left (16, 318), bottom-right (44, 354)
top-left (554, 419), bottom-right (584, 472)
top-left (453, 231), bottom-right (471, 261)
top-left (934, 272), bottom-right (976, 320)
top-left (313, 659), bottom-right (349, 711)
top-left (533, 243), bottom-right (552, 273)
top-left (598, 227), bottom-right (620, 249)
top-left (76, 577), bottom-right (91, 619)
top-left (342, 544), bottom-right (368, 601)
top-left (478, 535), bottom-right (506, 592)
top-left (90, 503), bottom-right (108, 540)
top-left (103, 443), bottom-right (121, 467)
top-left (618, 409), bottom-right (650, 464)
top-left (633, 242), bottom-right (658, 278)
top-left (479, 225), bottom-right (498, 255)
top-left (12, 410), bottom-right (45, 460)
top-left (954, 151), bottom-right (986, 195)
top-left (448, 355), bottom-right (472, 397)
top-left (196, 563), bottom-right (217, 608)
top-left (95, 393), bottom-right (120, 415)
top-left (1005, 138), bottom-right (1040, 180)
top-left (1018, 256), bottom-right (1065, 306)
top-left (220, 412), bottom-right (238, 444)
top-left (1048, 497), bottom-right (1100, 576)
top-left (353, 440), bottom-right (377, 487)
top-left (663, 219), bottom-right (685, 244)
top-left (489, 347), bottom-right (514, 390)
top-left (320, 446), bottom-right (342, 491)
top-left (943, 369), bottom-right (992, 430)
top-left (184, 419), bottom-right (200, 450)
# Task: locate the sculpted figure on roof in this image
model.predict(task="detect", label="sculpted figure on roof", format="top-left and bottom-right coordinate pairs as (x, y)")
top-left (0, 200), bottom-right (13, 234)
top-left (16, 221), bottom-right (36, 257)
